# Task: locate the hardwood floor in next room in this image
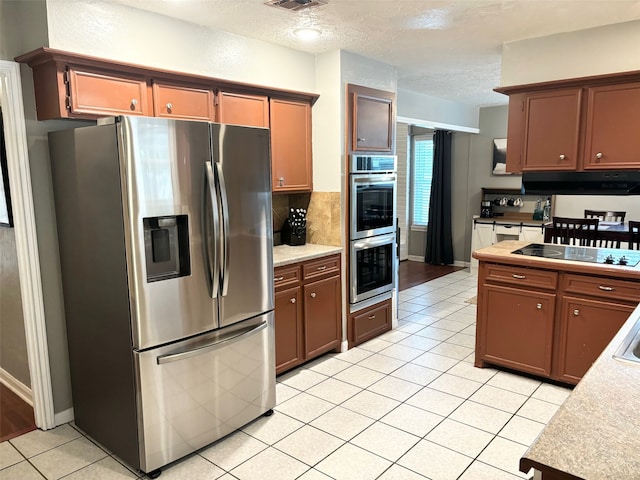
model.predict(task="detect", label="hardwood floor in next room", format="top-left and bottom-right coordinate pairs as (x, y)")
top-left (398, 260), bottom-right (464, 291)
top-left (0, 383), bottom-right (36, 443)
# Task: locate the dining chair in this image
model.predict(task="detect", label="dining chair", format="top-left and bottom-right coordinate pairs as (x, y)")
top-left (549, 217), bottom-right (599, 247)
top-left (629, 221), bottom-right (640, 250)
top-left (584, 209), bottom-right (626, 222)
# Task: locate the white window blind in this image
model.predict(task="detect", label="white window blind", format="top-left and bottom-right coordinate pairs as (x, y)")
top-left (411, 134), bottom-right (434, 227)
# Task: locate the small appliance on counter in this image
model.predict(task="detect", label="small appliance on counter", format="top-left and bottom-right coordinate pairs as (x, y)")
top-left (282, 207), bottom-right (307, 246)
top-left (480, 200), bottom-right (493, 218)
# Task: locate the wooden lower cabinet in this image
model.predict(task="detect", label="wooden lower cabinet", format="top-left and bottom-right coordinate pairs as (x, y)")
top-left (555, 297), bottom-right (633, 383)
top-left (349, 299), bottom-right (391, 347)
top-left (478, 284), bottom-right (555, 378)
top-left (476, 262), bottom-right (640, 385)
top-left (274, 254), bottom-right (341, 374)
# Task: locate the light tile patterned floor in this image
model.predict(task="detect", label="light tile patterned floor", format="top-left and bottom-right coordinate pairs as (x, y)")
top-left (0, 269), bottom-right (573, 480)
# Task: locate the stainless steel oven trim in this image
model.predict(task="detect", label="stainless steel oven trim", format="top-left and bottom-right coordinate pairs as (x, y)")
top-left (350, 173), bottom-right (397, 240)
top-left (350, 154), bottom-right (397, 173)
top-left (350, 233), bottom-right (396, 304)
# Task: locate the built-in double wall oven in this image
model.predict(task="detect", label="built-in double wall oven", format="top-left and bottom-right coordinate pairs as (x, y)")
top-left (349, 155), bottom-right (397, 306)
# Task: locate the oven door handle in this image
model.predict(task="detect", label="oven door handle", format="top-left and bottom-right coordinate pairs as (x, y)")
top-left (353, 235), bottom-right (395, 250)
top-left (351, 174), bottom-right (397, 184)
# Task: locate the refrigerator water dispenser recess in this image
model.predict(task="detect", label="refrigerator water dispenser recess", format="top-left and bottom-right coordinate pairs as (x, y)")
top-left (143, 215), bottom-right (190, 282)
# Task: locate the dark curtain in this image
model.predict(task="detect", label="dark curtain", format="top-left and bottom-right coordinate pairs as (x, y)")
top-left (425, 130), bottom-right (453, 264)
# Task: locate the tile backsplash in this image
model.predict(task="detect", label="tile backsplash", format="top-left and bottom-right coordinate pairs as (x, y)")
top-left (273, 191), bottom-right (341, 247)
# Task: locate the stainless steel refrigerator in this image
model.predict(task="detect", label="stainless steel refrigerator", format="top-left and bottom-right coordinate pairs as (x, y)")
top-left (48, 116), bottom-right (275, 475)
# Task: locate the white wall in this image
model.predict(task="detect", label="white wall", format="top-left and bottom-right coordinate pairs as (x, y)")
top-left (397, 88), bottom-right (480, 131)
top-left (501, 20), bottom-right (640, 86)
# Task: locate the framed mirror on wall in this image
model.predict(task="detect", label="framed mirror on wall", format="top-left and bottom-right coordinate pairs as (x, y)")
top-left (1, 107), bottom-right (14, 227)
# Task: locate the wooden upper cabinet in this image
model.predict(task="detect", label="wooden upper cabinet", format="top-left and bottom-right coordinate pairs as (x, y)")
top-left (216, 91), bottom-right (269, 127)
top-left (350, 85), bottom-right (395, 152)
top-left (583, 82), bottom-right (640, 169)
top-left (152, 82), bottom-right (214, 121)
top-left (496, 70), bottom-right (640, 172)
top-left (270, 98), bottom-right (312, 193)
top-left (522, 88), bottom-right (581, 171)
top-left (67, 67), bottom-right (150, 118)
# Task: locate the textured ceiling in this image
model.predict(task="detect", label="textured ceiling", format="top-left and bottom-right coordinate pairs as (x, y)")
top-left (111, 0), bottom-right (640, 107)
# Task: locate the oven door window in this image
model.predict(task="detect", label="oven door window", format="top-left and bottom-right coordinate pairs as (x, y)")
top-left (355, 242), bottom-right (393, 296)
top-left (351, 174), bottom-right (396, 239)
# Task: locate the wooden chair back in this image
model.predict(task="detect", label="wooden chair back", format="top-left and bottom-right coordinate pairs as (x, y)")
top-left (550, 217), bottom-right (599, 247)
top-left (629, 221), bottom-right (640, 250)
top-left (584, 210), bottom-right (626, 222)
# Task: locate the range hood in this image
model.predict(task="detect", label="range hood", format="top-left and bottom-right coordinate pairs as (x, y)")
top-left (521, 171), bottom-right (640, 195)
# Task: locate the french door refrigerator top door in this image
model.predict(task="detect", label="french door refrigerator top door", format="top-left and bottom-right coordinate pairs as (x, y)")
top-left (119, 117), bottom-right (218, 349)
top-left (210, 123), bottom-right (274, 328)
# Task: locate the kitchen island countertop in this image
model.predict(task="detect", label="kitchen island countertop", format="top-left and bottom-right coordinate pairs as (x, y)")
top-left (474, 240), bottom-right (640, 479)
top-left (273, 243), bottom-right (342, 267)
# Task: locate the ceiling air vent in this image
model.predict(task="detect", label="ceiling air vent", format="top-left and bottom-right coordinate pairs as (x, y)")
top-left (265, 0), bottom-right (327, 12)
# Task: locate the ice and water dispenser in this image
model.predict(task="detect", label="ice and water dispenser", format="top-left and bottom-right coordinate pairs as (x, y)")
top-left (143, 215), bottom-right (190, 282)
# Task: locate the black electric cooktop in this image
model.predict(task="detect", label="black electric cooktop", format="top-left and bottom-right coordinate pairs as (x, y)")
top-left (512, 243), bottom-right (640, 267)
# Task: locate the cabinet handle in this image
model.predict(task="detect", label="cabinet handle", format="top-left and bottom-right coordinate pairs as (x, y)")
top-left (536, 303), bottom-right (542, 310)
top-left (166, 102), bottom-right (173, 111)
top-left (130, 98), bottom-right (138, 109)
top-left (598, 285), bottom-right (614, 291)
top-left (573, 309), bottom-right (580, 316)
top-left (512, 274), bottom-right (526, 279)
top-left (317, 266), bottom-right (327, 271)
top-left (357, 137), bottom-right (366, 142)
top-left (278, 177), bottom-right (284, 187)
top-left (290, 298), bottom-right (296, 304)
top-left (274, 276), bottom-right (284, 281)
top-left (559, 154), bottom-right (566, 160)
top-left (596, 152), bottom-right (603, 159)
top-left (310, 292), bottom-right (317, 298)
top-left (368, 315), bottom-right (376, 320)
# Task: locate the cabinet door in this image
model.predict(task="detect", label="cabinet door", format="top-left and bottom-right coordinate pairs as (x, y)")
top-left (217, 91), bottom-right (269, 127)
top-left (353, 92), bottom-right (393, 152)
top-left (470, 223), bottom-right (496, 274)
top-left (270, 99), bottom-right (312, 192)
top-left (555, 296), bottom-right (632, 384)
top-left (303, 275), bottom-right (341, 358)
top-left (583, 82), bottom-right (640, 169)
top-left (523, 88), bottom-right (582, 171)
top-left (152, 83), bottom-right (214, 121)
top-left (274, 286), bottom-right (303, 375)
top-left (504, 93), bottom-right (527, 173)
top-left (479, 284), bottom-right (555, 377)
top-left (67, 67), bottom-right (150, 117)
top-left (519, 226), bottom-right (544, 243)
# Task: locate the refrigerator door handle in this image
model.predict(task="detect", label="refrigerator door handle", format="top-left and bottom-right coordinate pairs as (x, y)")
top-left (214, 162), bottom-right (230, 297)
top-left (205, 162), bottom-right (220, 298)
top-left (156, 321), bottom-right (268, 364)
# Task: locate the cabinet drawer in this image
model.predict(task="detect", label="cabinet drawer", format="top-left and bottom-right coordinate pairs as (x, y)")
top-left (274, 265), bottom-right (301, 291)
top-left (484, 264), bottom-right (557, 290)
top-left (351, 300), bottom-right (391, 345)
top-left (494, 224), bottom-right (519, 235)
top-left (302, 255), bottom-right (341, 281)
top-left (562, 274), bottom-right (640, 303)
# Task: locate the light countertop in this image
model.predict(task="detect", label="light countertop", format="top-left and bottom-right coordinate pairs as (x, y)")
top-left (273, 243), bottom-right (342, 267)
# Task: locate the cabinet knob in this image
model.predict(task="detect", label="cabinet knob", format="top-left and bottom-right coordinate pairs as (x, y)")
top-left (166, 102), bottom-right (173, 111)
top-left (278, 177), bottom-right (284, 187)
top-left (290, 298), bottom-right (296, 304)
top-left (130, 98), bottom-right (138, 109)
top-left (573, 309), bottom-right (580, 316)
top-left (357, 137), bottom-right (365, 142)
top-left (559, 154), bottom-right (566, 160)
top-left (310, 292), bottom-right (317, 298)
top-left (596, 152), bottom-right (603, 159)
top-left (536, 303), bottom-right (542, 310)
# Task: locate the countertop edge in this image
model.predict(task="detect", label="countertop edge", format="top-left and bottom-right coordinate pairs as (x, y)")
top-left (273, 244), bottom-right (343, 267)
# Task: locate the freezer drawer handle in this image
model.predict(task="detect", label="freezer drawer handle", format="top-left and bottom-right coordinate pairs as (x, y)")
top-left (156, 321), bottom-right (268, 365)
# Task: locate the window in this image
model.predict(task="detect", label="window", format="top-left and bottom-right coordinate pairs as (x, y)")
top-left (411, 134), bottom-right (434, 227)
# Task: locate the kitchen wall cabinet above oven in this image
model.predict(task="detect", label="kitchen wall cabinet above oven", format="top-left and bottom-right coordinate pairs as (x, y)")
top-left (347, 84), bottom-right (396, 153)
top-left (495, 70), bottom-right (640, 173)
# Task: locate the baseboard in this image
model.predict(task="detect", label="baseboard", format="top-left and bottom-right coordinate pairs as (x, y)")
top-left (407, 255), bottom-right (424, 262)
top-left (54, 407), bottom-right (74, 426)
top-left (453, 261), bottom-right (470, 268)
top-left (406, 256), bottom-right (469, 268)
top-left (340, 340), bottom-right (349, 353)
top-left (0, 367), bottom-right (33, 406)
